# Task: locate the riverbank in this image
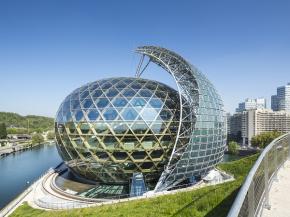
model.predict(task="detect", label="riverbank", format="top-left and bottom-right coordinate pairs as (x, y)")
top-left (0, 143), bottom-right (61, 209)
top-left (0, 140), bottom-right (54, 158)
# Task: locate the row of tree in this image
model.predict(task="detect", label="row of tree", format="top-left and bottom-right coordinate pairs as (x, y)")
top-left (250, 131), bottom-right (282, 149)
top-left (227, 131), bottom-right (283, 155)
top-left (31, 131), bottom-right (55, 144)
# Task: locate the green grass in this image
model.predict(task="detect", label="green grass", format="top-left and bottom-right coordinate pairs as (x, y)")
top-left (11, 154), bottom-right (258, 217)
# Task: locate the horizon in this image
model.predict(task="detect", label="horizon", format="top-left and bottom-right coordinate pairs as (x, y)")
top-left (1, 0), bottom-right (290, 117)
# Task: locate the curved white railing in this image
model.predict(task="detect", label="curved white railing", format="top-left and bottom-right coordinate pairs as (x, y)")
top-left (227, 133), bottom-right (290, 217)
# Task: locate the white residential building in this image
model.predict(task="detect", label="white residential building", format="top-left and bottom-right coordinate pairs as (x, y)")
top-left (241, 109), bottom-right (290, 145)
top-left (236, 98), bottom-right (266, 112)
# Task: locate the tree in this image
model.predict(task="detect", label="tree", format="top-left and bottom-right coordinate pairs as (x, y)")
top-left (0, 123), bottom-right (7, 139)
top-left (47, 131), bottom-right (55, 140)
top-left (32, 133), bottom-right (44, 145)
top-left (228, 141), bottom-right (239, 155)
top-left (251, 131), bottom-right (282, 148)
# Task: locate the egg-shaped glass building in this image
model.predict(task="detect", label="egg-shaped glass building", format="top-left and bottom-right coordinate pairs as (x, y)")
top-left (55, 46), bottom-right (226, 193)
top-left (55, 77), bottom-right (180, 185)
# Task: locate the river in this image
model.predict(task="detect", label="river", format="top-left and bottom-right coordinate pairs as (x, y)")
top-left (0, 144), bottom-right (61, 209)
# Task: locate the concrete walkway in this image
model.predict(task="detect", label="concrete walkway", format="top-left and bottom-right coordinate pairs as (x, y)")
top-left (261, 160), bottom-right (290, 217)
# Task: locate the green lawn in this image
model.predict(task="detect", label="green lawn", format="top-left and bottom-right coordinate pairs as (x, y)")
top-left (11, 155), bottom-right (258, 217)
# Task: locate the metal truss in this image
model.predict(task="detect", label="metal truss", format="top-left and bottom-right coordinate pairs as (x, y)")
top-left (135, 46), bottom-right (200, 191)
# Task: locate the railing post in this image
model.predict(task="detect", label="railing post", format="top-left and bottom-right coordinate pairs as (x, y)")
top-left (273, 145), bottom-right (279, 181)
top-left (248, 182), bottom-right (255, 217)
top-left (263, 154), bottom-right (271, 209)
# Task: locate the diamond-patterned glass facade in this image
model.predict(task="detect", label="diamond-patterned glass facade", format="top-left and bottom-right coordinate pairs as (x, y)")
top-left (55, 46), bottom-right (227, 192)
top-left (55, 77), bottom-right (180, 184)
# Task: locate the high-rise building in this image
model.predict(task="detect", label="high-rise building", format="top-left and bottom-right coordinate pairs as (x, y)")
top-left (227, 113), bottom-right (243, 142)
top-left (241, 109), bottom-right (290, 145)
top-left (271, 95), bottom-right (279, 111)
top-left (271, 83), bottom-right (290, 112)
top-left (236, 98), bottom-right (266, 112)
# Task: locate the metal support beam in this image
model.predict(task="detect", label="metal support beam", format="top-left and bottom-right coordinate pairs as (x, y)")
top-left (135, 46), bottom-right (199, 191)
top-left (136, 54), bottom-right (145, 78)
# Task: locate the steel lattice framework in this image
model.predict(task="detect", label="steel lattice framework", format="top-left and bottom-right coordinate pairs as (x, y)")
top-left (55, 77), bottom-right (181, 185)
top-left (136, 46), bottom-right (226, 191)
top-left (55, 45), bottom-right (226, 194)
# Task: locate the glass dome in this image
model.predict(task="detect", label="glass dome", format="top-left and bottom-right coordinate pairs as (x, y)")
top-left (55, 77), bottom-right (180, 184)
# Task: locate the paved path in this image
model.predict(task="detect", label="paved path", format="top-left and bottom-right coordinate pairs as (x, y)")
top-left (261, 160), bottom-right (290, 217)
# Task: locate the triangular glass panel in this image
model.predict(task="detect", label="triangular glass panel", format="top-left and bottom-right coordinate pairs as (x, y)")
top-left (149, 98), bottom-right (163, 109)
top-left (131, 151), bottom-right (147, 160)
top-left (140, 108), bottom-right (158, 121)
top-left (80, 123), bottom-right (91, 134)
top-left (80, 90), bottom-right (90, 100)
top-left (130, 82), bottom-right (142, 90)
top-left (74, 110), bottom-right (84, 122)
top-left (89, 82), bottom-right (99, 91)
top-left (71, 100), bottom-right (81, 110)
top-left (103, 136), bottom-right (118, 149)
top-left (154, 90), bottom-right (167, 99)
top-left (64, 111), bottom-right (73, 122)
top-left (94, 122), bottom-right (108, 134)
top-left (150, 122), bottom-right (164, 134)
top-left (113, 123), bottom-right (129, 134)
top-left (87, 110), bottom-right (99, 121)
top-left (95, 98), bottom-right (109, 108)
top-left (123, 78), bottom-right (134, 85)
top-left (82, 99), bottom-right (93, 109)
top-left (139, 89), bottom-right (152, 98)
top-left (144, 83), bottom-right (157, 90)
top-left (92, 89), bottom-right (103, 98)
top-left (112, 97), bottom-right (128, 107)
top-left (101, 82), bottom-right (112, 90)
top-left (121, 135), bottom-right (137, 150)
top-left (159, 110), bottom-right (173, 121)
top-left (103, 108), bottom-right (118, 121)
top-left (105, 88), bottom-right (119, 98)
top-left (62, 100), bottom-right (71, 113)
top-left (115, 81), bottom-right (127, 89)
top-left (121, 108), bottom-right (138, 121)
top-left (122, 88), bottom-right (136, 98)
top-left (130, 97), bottom-right (146, 108)
top-left (112, 152), bottom-right (128, 160)
top-left (130, 121), bottom-right (148, 134)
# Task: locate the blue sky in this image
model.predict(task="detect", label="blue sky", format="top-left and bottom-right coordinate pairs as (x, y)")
top-left (0, 0), bottom-right (290, 117)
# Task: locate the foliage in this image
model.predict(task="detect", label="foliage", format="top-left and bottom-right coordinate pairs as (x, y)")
top-left (228, 141), bottom-right (239, 155)
top-left (11, 155), bottom-right (259, 217)
top-left (7, 128), bottom-right (28, 134)
top-left (0, 122), bottom-right (7, 139)
top-left (47, 131), bottom-right (55, 140)
top-left (32, 133), bottom-right (44, 144)
top-left (251, 131), bottom-right (283, 148)
top-left (0, 112), bottom-right (54, 134)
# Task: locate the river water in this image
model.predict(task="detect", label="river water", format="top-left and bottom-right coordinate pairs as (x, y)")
top-left (0, 144), bottom-right (61, 209)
